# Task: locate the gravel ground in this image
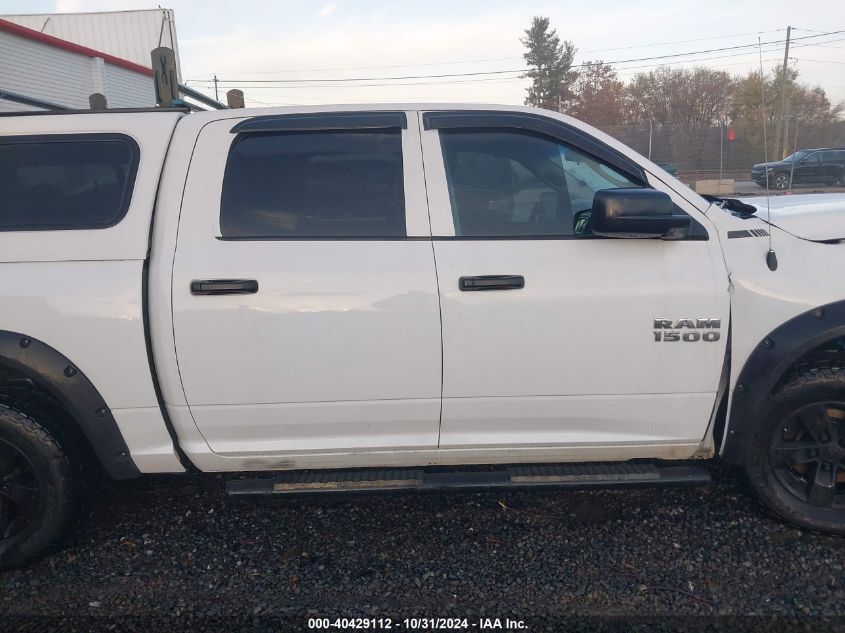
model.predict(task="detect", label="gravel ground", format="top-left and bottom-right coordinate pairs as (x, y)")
top-left (1, 461), bottom-right (844, 632)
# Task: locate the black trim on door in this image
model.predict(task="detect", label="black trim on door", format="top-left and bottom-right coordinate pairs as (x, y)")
top-left (230, 111), bottom-right (408, 134)
top-left (216, 234), bottom-right (709, 242)
top-left (459, 275), bottom-right (525, 291)
top-left (216, 235), bottom-right (431, 242)
top-left (190, 279), bottom-right (259, 295)
top-left (422, 110), bottom-right (647, 183)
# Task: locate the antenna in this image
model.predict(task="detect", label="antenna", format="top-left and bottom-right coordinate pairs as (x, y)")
top-left (758, 37), bottom-right (778, 271)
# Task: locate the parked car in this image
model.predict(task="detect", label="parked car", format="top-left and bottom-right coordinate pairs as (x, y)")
top-left (752, 148), bottom-right (845, 189)
top-left (2, 104), bottom-right (845, 568)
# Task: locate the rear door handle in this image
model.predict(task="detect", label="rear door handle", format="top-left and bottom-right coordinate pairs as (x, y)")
top-left (190, 279), bottom-right (259, 295)
top-left (459, 275), bottom-right (525, 291)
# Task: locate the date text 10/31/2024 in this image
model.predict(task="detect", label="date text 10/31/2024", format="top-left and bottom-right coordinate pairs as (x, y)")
top-left (307, 617), bottom-right (528, 630)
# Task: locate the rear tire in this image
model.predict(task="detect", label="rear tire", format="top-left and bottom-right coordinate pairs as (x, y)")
top-left (744, 362), bottom-right (845, 534)
top-left (0, 403), bottom-right (78, 568)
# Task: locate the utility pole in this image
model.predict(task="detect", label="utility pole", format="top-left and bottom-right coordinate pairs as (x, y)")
top-left (788, 114), bottom-right (799, 187)
top-left (213, 74), bottom-right (219, 102)
top-left (718, 119), bottom-right (724, 193)
top-left (648, 119), bottom-right (653, 160)
top-left (778, 26), bottom-right (792, 159)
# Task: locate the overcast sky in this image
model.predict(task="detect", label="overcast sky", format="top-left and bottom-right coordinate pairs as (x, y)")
top-left (2, 0), bottom-right (844, 108)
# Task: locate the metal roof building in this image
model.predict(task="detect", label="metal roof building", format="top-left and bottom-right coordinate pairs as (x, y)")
top-left (1, 9), bottom-right (181, 80)
top-left (0, 9), bottom-right (183, 112)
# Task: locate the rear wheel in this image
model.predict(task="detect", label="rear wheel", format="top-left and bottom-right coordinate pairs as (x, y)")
top-left (0, 403), bottom-right (78, 568)
top-left (745, 363), bottom-right (845, 534)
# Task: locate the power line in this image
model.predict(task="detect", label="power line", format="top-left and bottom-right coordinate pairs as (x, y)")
top-left (185, 57), bottom-right (519, 79)
top-left (181, 34), bottom-right (844, 103)
top-left (188, 41), bottom-right (841, 94)
top-left (190, 29), bottom-right (845, 85)
top-left (791, 57), bottom-right (845, 64)
top-left (201, 56), bottom-right (791, 100)
top-left (194, 37), bottom-right (842, 90)
top-left (196, 54), bottom-right (789, 91)
top-left (579, 28), bottom-right (787, 53)
top-left (184, 28), bottom-right (789, 79)
top-left (790, 36), bottom-right (845, 49)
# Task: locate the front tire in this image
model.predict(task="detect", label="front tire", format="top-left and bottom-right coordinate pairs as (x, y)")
top-left (772, 173), bottom-right (790, 190)
top-left (0, 403), bottom-right (78, 568)
top-left (744, 362), bottom-right (845, 534)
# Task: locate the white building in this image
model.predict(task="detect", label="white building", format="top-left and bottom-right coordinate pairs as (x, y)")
top-left (0, 9), bottom-right (183, 112)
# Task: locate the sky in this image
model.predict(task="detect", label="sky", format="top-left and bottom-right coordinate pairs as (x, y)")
top-left (1, 0), bottom-right (844, 109)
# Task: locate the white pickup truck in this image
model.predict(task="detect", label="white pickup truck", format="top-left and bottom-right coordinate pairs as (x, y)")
top-left (2, 104), bottom-right (845, 567)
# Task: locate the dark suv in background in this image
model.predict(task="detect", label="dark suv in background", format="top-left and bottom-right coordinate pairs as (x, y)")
top-left (752, 148), bottom-right (845, 189)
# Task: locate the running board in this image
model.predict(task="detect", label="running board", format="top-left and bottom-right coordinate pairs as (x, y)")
top-left (226, 463), bottom-right (710, 496)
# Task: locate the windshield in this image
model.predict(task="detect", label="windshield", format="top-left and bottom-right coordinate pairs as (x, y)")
top-left (783, 150), bottom-right (811, 162)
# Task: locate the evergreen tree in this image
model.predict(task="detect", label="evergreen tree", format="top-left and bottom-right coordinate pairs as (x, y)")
top-left (521, 16), bottom-right (576, 111)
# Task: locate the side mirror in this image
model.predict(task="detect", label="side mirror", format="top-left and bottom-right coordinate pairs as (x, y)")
top-left (590, 188), bottom-right (690, 239)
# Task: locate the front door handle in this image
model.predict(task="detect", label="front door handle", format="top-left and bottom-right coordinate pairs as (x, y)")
top-left (459, 275), bottom-right (525, 291)
top-left (190, 279), bottom-right (259, 295)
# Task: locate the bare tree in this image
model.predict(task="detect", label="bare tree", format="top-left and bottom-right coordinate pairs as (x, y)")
top-left (730, 66), bottom-right (844, 159)
top-left (567, 61), bottom-right (625, 129)
top-left (625, 66), bottom-right (732, 128)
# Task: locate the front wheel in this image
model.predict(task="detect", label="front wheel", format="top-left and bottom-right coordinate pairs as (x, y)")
top-left (0, 403), bottom-right (78, 568)
top-left (744, 363), bottom-right (845, 534)
top-left (772, 173), bottom-right (790, 190)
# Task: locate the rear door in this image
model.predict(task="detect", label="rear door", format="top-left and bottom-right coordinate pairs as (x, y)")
top-left (420, 110), bottom-right (730, 450)
top-left (818, 150), bottom-right (844, 183)
top-left (171, 111), bottom-right (442, 456)
top-left (794, 151), bottom-right (821, 183)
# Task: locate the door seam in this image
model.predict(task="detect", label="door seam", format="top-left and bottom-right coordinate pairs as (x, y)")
top-left (416, 110), bottom-right (445, 448)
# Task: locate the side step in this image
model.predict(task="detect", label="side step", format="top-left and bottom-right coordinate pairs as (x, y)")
top-left (226, 463), bottom-right (710, 496)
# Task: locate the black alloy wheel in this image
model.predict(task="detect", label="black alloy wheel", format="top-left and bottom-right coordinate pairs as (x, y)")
top-left (0, 402), bottom-right (78, 568)
top-left (0, 439), bottom-right (40, 541)
top-left (768, 402), bottom-right (845, 510)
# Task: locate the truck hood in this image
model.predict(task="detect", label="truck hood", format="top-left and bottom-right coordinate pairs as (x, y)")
top-left (739, 193), bottom-right (845, 242)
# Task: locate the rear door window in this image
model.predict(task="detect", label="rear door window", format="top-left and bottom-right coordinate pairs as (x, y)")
top-left (220, 129), bottom-right (406, 238)
top-left (0, 134), bottom-right (139, 231)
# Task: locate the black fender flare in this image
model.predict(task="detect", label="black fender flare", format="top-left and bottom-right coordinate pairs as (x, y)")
top-left (0, 330), bottom-right (140, 479)
top-left (721, 299), bottom-right (845, 464)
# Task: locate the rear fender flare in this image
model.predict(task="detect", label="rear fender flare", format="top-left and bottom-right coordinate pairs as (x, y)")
top-left (0, 330), bottom-right (140, 479)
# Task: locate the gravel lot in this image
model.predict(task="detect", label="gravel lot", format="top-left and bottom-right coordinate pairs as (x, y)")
top-left (2, 461), bottom-right (844, 632)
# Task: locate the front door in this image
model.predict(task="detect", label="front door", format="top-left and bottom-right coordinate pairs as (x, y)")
top-left (171, 111), bottom-right (442, 456)
top-left (420, 110), bottom-right (730, 450)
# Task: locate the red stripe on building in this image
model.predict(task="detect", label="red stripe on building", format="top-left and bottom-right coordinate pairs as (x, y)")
top-left (0, 18), bottom-right (153, 77)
